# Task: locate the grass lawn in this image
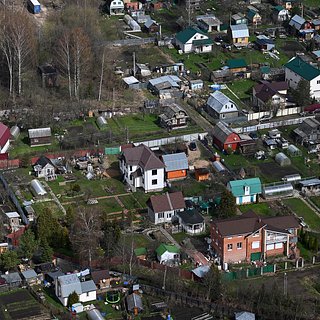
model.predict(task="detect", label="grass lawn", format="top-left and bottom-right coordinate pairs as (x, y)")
top-left (283, 198), bottom-right (320, 231)
top-left (172, 232), bottom-right (187, 244)
top-left (97, 198), bottom-right (123, 214)
top-left (119, 194), bottom-right (142, 210)
top-left (123, 233), bottom-right (151, 249)
top-left (239, 202), bottom-right (274, 216)
top-left (32, 201), bottom-right (64, 218)
top-left (171, 178), bottom-right (211, 197)
top-left (303, 0), bottom-right (319, 7)
top-left (310, 197), bottom-right (320, 210)
top-left (222, 79), bottom-right (255, 100)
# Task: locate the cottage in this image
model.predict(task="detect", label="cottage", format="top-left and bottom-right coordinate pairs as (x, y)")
top-left (293, 118), bottom-right (320, 145)
top-left (246, 9), bottom-right (261, 25)
top-left (1, 272), bottom-right (22, 288)
top-left (231, 13), bottom-right (248, 25)
top-left (289, 15), bottom-right (315, 40)
top-left (119, 144), bottom-right (165, 192)
top-left (162, 152), bottom-right (188, 180)
top-left (211, 69), bottom-right (233, 83)
top-left (91, 270), bottom-right (111, 290)
top-left (227, 177), bottom-right (262, 205)
top-left (134, 247), bottom-right (147, 260)
top-left (55, 274), bottom-right (97, 306)
top-left (229, 24), bottom-right (249, 47)
top-left (189, 79), bottom-right (203, 91)
top-left (255, 35), bottom-right (275, 51)
top-left (45, 270), bottom-right (65, 284)
top-left (33, 156), bottom-right (57, 180)
top-left (195, 167), bottom-right (210, 181)
top-left (212, 122), bottom-right (241, 151)
top-left (211, 211), bottom-right (300, 264)
top-left (0, 123), bottom-right (10, 154)
top-left (299, 178), bottom-right (320, 195)
top-left (175, 27), bottom-right (213, 53)
top-left (124, 0), bottom-right (141, 11)
top-left (284, 57), bottom-right (320, 100)
top-left (135, 63), bottom-right (151, 77)
top-left (123, 76), bottom-right (140, 89)
top-left (148, 75), bottom-right (182, 96)
top-left (177, 209), bottom-right (205, 235)
top-left (147, 191), bottom-right (185, 224)
top-left (206, 91), bottom-right (239, 120)
top-left (107, 0), bottom-right (124, 15)
top-left (226, 59), bottom-right (247, 74)
top-left (156, 244), bottom-right (180, 264)
top-left (28, 127), bottom-right (52, 147)
top-left (273, 5), bottom-right (290, 22)
top-left (159, 104), bottom-right (188, 130)
top-left (144, 19), bottom-right (159, 33)
top-left (196, 14), bottom-right (222, 32)
top-left (21, 269), bottom-right (41, 286)
top-left (38, 64), bottom-right (58, 87)
top-left (4, 212), bottom-right (20, 232)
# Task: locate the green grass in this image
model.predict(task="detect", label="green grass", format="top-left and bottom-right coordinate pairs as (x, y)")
top-left (172, 232), bottom-right (187, 244)
top-left (297, 242), bottom-right (313, 261)
top-left (222, 79), bottom-right (255, 100)
top-left (239, 202), bottom-right (274, 216)
top-left (32, 201), bottom-right (64, 218)
top-left (310, 197), bottom-right (320, 210)
top-left (123, 233), bottom-right (151, 249)
top-left (97, 198), bottom-right (123, 214)
top-left (283, 198), bottom-right (320, 231)
top-left (119, 194), bottom-right (142, 210)
top-left (171, 178), bottom-right (211, 197)
top-left (303, 0), bottom-right (319, 7)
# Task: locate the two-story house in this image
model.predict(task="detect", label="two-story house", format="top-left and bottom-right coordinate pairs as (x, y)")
top-left (273, 5), bottom-right (290, 22)
top-left (211, 211), bottom-right (300, 264)
top-left (147, 191), bottom-right (186, 224)
top-left (284, 56), bottom-right (320, 101)
top-left (175, 27), bottom-right (213, 53)
top-left (119, 144), bottom-right (165, 192)
top-left (227, 177), bottom-right (262, 205)
top-left (206, 91), bottom-right (239, 120)
top-left (159, 104), bottom-right (188, 130)
top-left (33, 156), bottom-right (57, 180)
top-left (229, 24), bottom-right (249, 47)
top-left (289, 15), bottom-right (315, 40)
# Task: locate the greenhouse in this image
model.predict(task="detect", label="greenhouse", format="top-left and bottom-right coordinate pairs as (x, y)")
top-left (10, 125), bottom-right (20, 139)
top-left (287, 144), bottom-right (302, 157)
top-left (87, 308), bottom-right (105, 320)
top-left (275, 152), bottom-right (291, 167)
top-left (30, 179), bottom-right (47, 196)
top-left (212, 160), bottom-right (227, 172)
top-left (96, 116), bottom-right (107, 129)
top-left (262, 183), bottom-right (294, 198)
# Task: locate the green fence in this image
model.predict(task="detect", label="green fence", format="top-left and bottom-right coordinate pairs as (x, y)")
top-left (223, 265), bottom-right (275, 281)
top-left (262, 264), bottom-right (274, 273)
top-left (105, 147), bottom-right (120, 155)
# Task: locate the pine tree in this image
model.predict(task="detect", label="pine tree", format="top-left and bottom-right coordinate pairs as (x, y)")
top-left (18, 229), bottom-right (38, 260)
top-left (218, 189), bottom-right (236, 218)
top-left (39, 239), bottom-right (53, 263)
top-left (67, 291), bottom-right (79, 307)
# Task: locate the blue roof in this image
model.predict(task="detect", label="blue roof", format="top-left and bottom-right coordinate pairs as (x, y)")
top-left (162, 152), bottom-right (188, 172)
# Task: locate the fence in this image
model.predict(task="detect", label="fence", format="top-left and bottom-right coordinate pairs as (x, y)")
top-left (247, 107), bottom-right (302, 121)
top-left (223, 264), bottom-right (275, 281)
top-left (0, 159), bottom-right (20, 169)
top-left (99, 37), bottom-right (155, 47)
top-left (105, 147), bottom-right (120, 155)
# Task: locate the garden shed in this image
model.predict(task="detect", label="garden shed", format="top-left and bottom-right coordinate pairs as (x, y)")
top-left (287, 144), bottom-right (302, 157)
top-left (275, 152), bottom-right (291, 166)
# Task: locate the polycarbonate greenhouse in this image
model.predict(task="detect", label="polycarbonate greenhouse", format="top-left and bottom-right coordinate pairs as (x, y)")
top-left (275, 152), bottom-right (291, 166)
top-left (262, 183), bottom-right (294, 198)
top-left (30, 179), bottom-right (47, 196)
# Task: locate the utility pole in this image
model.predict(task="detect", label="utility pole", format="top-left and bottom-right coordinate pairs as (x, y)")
top-left (162, 265), bottom-right (167, 290)
top-left (283, 272), bottom-right (288, 297)
top-left (133, 52), bottom-right (136, 77)
top-left (98, 48), bottom-right (105, 101)
top-left (187, 0), bottom-right (191, 27)
top-left (112, 87), bottom-right (115, 112)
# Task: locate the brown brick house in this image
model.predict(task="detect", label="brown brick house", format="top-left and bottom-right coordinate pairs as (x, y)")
top-left (210, 211), bottom-right (300, 264)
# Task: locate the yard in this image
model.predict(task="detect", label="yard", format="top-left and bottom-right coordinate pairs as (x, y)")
top-left (282, 198), bottom-right (320, 232)
top-left (239, 202), bottom-right (274, 216)
top-left (32, 200), bottom-right (64, 218)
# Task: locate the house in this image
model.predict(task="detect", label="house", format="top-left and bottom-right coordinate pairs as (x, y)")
top-left (147, 191), bottom-right (185, 224)
top-left (134, 247), bottom-right (147, 260)
top-left (21, 269), bottom-right (41, 286)
top-left (275, 0), bottom-right (295, 10)
top-left (127, 293), bottom-right (143, 315)
top-left (38, 64), bottom-right (58, 87)
top-left (211, 69), bottom-right (233, 83)
top-left (206, 91), bottom-right (239, 120)
top-left (212, 122), bottom-right (241, 151)
top-left (119, 144), bottom-right (165, 192)
top-left (4, 212), bottom-right (20, 232)
top-left (1, 272), bottom-right (22, 288)
top-left (156, 244), bottom-right (180, 264)
top-left (153, 62), bottom-right (185, 75)
top-left (246, 9), bottom-right (261, 25)
top-left (227, 177), bottom-right (262, 205)
top-left (135, 63), bottom-right (151, 77)
top-left (255, 35), bottom-right (275, 52)
top-left (312, 50), bottom-right (320, 62)
top-left (284, 56), bottom-right (320, 100)
top-left (195, 167), bottom-right (210, 181)
top-left (196, 14), bottom-right (222, 32)
top-left (107, 0), bottom-right (124, 15)
top-left (252, 81), bottom-right (290, 109)
top-left (189, 79), bottom-right (203, 91)
top-left (0, 123), bottom-right (10, 154)
top-left (293, 118), bottom-right (320, 145)
top-left (45, 270), bottom-right (65, 284)
top-left (175, 27), bottom-right (213, 53)
top-left (235, 311), bottom-right (256, 320)
top-left (177, 209), bottom-right (205, 235)
top-left (162, 152), bottom-right (188, 180)
top-left (91, 270), bottom-right (111, 290)
top-left (123, 76), bottom-right (140, 89)
top-left (312, 19), bottom-right (320, 31)
top-left (229, 24), bottom-right (249, 47)
top-left (211, 211), bottom-right (300, 264)
top-left (124, 0), bottom-right (141, 11)
top-left (226, 59), bottom-right (247, 74)
top-left (55, 274), bottom-right (97, 306)
top-left (144, 19), bottom-right (159, 33)
top-left (28, 127), bottom-right (52, 147)
top-left (231, 13), bottom-right (248, 25)
top-left (159, 104), bottom-right (188, 130)
top-left (273, 5), bottom-right (290, 22)
top-left (289, 15), bottom-right (315, 40)
top-left (33, 156), bottom-right (57, 180)
top-left (148, 75), bottom-right (182, 96)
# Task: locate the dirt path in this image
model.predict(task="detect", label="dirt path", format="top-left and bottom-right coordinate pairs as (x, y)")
top-left (62, 192), bottom-right (131, 205)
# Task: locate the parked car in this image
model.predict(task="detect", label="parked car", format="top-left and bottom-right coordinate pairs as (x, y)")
top-left (299, 217), bottom-right (308, 228)
top-left (189, 142), bottom-right (197, 151)
top-left (259, 115), bottom-right (272, 122)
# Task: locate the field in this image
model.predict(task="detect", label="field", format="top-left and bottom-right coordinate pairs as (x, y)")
top-left (0, 290), bottom-right (44, 320)
top-left (283, 198), bottom-right (320, 231)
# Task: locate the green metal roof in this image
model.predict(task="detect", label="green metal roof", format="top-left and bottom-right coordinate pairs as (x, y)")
top-left (134, 247), bottom-right (147, 256)
top-left (156, 244), bottom-right (179, 256)
top-left (260, 66), bottom-right (271, 74)
top-left (226, 58), bottom-right (247, 69)
top-left (247, 9), bottom-right (258, 20)
top-left (176, 27), bottom-right (207, 44)
top-left (193, 38), bottom-right (213, 46)
top-left (274, 5), bottom-right (284, 12)
top-left (228, 178), bottom-right (262, 197)
top-left (284, 57), bottom-right (320, 81)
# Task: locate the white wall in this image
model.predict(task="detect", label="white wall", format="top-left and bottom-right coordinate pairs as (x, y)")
top-left (310, 76), bottom-right (320, 100)
top-left (158, 251), bottom-right (179, 263)
top-left (79, 291), bottom-right (96, 304)
top-left (0, 139), bottom-right (9, 154)
top-left (144, 168), bottom-right (165, 192)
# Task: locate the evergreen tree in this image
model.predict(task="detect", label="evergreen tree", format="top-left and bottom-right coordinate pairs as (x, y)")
top-left (218, 189), bottom-right (236, 218)
top-left (39, 239), bottom-right (53, 263)
top-left (292, 80), bottom-right (311, 107)
top-left (18, 229), bottom-right (38, 260)
top-left (67, 291), bottom-right (79, 307)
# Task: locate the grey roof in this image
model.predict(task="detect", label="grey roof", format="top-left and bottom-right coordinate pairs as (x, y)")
top-left (207, 91), bottom-right (238, 114)
top-left (1, 272), bottom-right (22, 284)
top-left (127, 293), bottom-right (143, 312)
top-left (144, 19), bottom-right (157, 28)
top-left (22, 269), bottom-right (38, 280)
top-left (87, 308), bottom-right (105, 320)
top-left (289, 14), bottom-right (305, 29)
top-left (230, 24), bottom-right (249, 38)
top-left (47, 270), bottom-right (64, 280)
top-left (235, 311), bottom-right (256, 320)
top-left (192, 265), bottom-right (210, 278)
top-left (149, 75), bottom-right (181, 88)
top-left (28, 127), bottom-right (51, 138)
top-left (178, 209), bottom-right (204, 225)
top-left (162, 152), bottom-right (188, 172)
top-left (123, 76), bottom-right (139, 85)
top-left (58, 274), bottom-right (82, 298)
top-left (159, 104), bottom-right (188, 123)
top-left (5, 212), bottom-right (19, 219)
top-left (81, 280), bottom-right (97, 293)
top-left (299, 178), bottom-right (320, 187)
top-left (212, 121), bottom-right (235, 144)
top-left (196, 14), bottom-right (222, 26)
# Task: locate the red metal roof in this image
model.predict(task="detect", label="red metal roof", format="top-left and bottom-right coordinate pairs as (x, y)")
top-left (0, 123), bottom-right (10, 148)
top-left (305, 104), bottom-right (320, 112)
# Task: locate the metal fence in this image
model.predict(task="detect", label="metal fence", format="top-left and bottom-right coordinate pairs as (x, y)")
top-left (99, 37), bottom-right (155, 47)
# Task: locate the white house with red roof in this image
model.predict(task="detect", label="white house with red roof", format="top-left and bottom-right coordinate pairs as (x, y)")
top-left (0, 123), bottom-right (10, 154)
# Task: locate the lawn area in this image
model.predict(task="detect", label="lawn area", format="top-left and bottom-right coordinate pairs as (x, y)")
top-left (222, 79), bottom-right (255, 100)
top-left (172, 232), bottom-right (187, 244)
top-left (310, 197), bottom-right (320, 210)
top-left (303, 0), bottom-right (319, 7)
top-left (32, 201), bottom-right (64, 218)
top-left (97, 198), bottom-right (123, 214)
top-left (171, 178), bottom-right (211, 197)
top-left (282, 198), bottom-right (320, 231)
top-left (119, 194), bottom-right (142, 210)
top-left (239, 202), bottom-right (274, 216)
top-left (123, 233), bottom-right (151, 248)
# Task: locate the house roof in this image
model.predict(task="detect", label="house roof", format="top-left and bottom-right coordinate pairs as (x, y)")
top-left (47, 270), bottom-right (64, 280)
top-left (22, 269), bottom-right (38, 279)
top-left (156, 244), bottom-right (179, 256)
top-left (274, 5), bottom-right (284, 12)
top-left (232, 13), bottom-right (246, 21)
top-left (207, 91), bottom-right (238, 114)
top-left (235, 311), bottom-right (256, 320)
top-left (28, 127), bottom-right (52, 139)
top-left (196, 14), bottom-right (222, 26)
top-left (123, 76), bottom-right (140, 85)
top-left (247, 9), bottom-right (259, 20)
top-left (91, 270), bottom-right (110, 283)
top-left (254, 81), bottom-right (288, 103)
top-left (289, 14), bottom-right (305, 29)
top-left (228, 177), bottom-right (262, 196)
top-left (80, 280), bottom-right (96, 293)
top-left (178, 209), bottom-right (204, 225)
top-left (57, 274), bottom-right (82, 298)
top-left (312, 50), bottom-right (320, 58)
top-left (34, 156), bottom-right (54, 168)
top-left (213, 211), bottom-right (299, 237)
top-left (226, 58), bottom-right (247, 69)
top-left (192, 265), bottom-right (210, 278)
top-left (299, 178), bottom-right (320, 187)
top-left (5, 212), bottom-right (20, 219)
top-left (175, 27), bottom-right (207, 44)
top-left (212, 121), bottom-right (239, 144)
top-left (193, 38), bottom-right (213, 46)
top-left (1, 272), bottom-right (22, 284)
top-left (149, 75), bottom-right (181, 88)
top-left (312, 19), bottom-right (320, 26)
top-left (121, 144), bottom-right (165, 170)
top-left (134, 247), bottom-right (147, 256)
top-left (0, 123), bottom-right (10, 148)
top-left (159, 104), bottom-right (188, 124)
top-left (144, 19), bottom-right (158, 28)
top-left (285, 57), bottom-right (320, 81)
top-left (147, 191), bottom-right (186, 213)
top-left (230, 24), bottom-right (249, 38)
top-left (162, 152), bottom-right (188, 172)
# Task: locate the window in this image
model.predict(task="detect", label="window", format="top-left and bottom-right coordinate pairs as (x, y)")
top-left (158, 212), bottom-right (164, 219)
top-left (267, 244), bottom-right (274, 251)
top-left (317, 80), bottom-right (320, 84)
top-left (275, 243), bottom-right (283, 249)
top-left (152, 169), bottom-right (157, 175)
top-left (252, 241), bottom-right (260, 249)
top-left (167, 213), bottom-right (172, 218)
top-left (227, 244), bottom-right (233, 251)
top-left (152, 179), bottom-right (157, 185)
top-left (130, 165), bottom-right (132, 171)
top-left (86, 292), bottom-right (90, 297)
top-left (237, 242), bottom-right (242, 249)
